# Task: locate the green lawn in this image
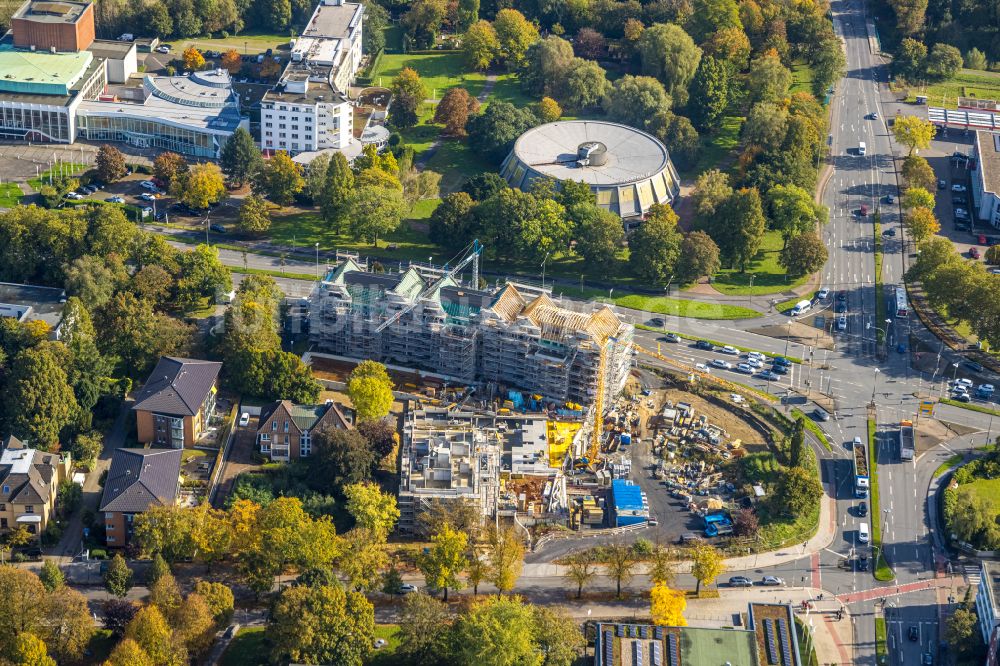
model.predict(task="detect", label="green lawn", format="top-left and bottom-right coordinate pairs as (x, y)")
top-left (266, 211), bottom-right (438, 261)
top-left (875, 618), bottom-right (888, 665)
top-left (933, 453), bottom-right (964, 478)
top-left (905, 68), bottom-right (1000, 109)
top-left (28, 162), bottom-right (88, 190)
top-left (423, 139), bottom-right (494, 193)
top-left (757, 501), bottom-right (820, 550)
top-left (955, 477), bottom-right (1000, 513)
top-left (712, 230), bottom-right (809, 295)
top-left (369, 625), bottom-right (404, 666)
top-left (940, 398), bottom-right (1000, 417)
top-left (220, 627), bottom-right (268, 666)
top-left (371, 52), bottom-right (490, 100)
top-left (0, 182), bottom-right (23, 207)
top-left (790, 61), bottom-right (816, 95)
top-left (791, 408), bottom-right (832, 451)
top-left (167, 31), bottom-right (294, 55)
top-left (559, 286), bottom-right (761, 319)
top-left (683, 115), bottom-right (744, 177)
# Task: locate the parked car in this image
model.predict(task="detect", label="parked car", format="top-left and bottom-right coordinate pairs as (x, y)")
top-left (139, 192), bottom-right (157, 201)
top-left (694, 363), bottom-right (711, 373)
top-left (883, 194), bottom-right (894, 204)
top-left (773, 356), bottom-right (792, 367)
top-left (710, 359), bottom-right (732, 370)
top-left (940, 179), bottom-right (949, 189)
top-left (952, 391), bottom-right (971, 402)
top-left (399, 584), bottom-right (418, 594)
top-left (65, 192), bottom-right (83, 200)
top-left (770, 364), bottom-right (788, 375)
top-left (836, 291), bottom-right (847, 302)
top-left (836, 301), bottom-right (847, 313)
top-left (966, 361), bottom-right (985, 373)
top-left (837, 315), bottom-right (847, 331)
top-left (813, 407), bottom-right (830, 421)
top-left (729, 576), bottom-right (753, 587)
top-left (882, 228), bottom-right (896, 236)
top-left (759, 576), bottom-right (784, 586)
top-left (140, 180), bottom-right (157, 190)
top-left (664, 332), bottom-right (681, 343)
top-left (746, 357), bottom-right (764, 369)
top-left (952, 184), bottom-right (967, 193)
top-left (105, 196), bottom-right (125, 203)
top-left (953, 378), bottom-right (975, 388)
top-left (857, 501), bottom-right (868, 517)
top-left (720, 345), bottom-right (739, 355)
top-left (922, 652), bottom-right (933, 665)
top-left (239, 412), bottom-right (250, 427)
top-left (952, 196), bottom-right (967, 205)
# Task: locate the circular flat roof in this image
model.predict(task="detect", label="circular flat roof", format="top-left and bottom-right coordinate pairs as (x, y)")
top-left (510, 120), bottom-right (670, 187)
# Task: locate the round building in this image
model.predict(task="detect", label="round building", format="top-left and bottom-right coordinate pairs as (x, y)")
top-left (500, 120), bottom-right (681, 223)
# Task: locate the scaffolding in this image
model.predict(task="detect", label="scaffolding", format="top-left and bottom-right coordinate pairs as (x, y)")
top-left (310, 251), bottom-right (634, 405)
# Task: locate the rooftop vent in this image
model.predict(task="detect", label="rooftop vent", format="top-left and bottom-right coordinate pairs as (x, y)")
top-left (577, 141), bottom-right (607, 167)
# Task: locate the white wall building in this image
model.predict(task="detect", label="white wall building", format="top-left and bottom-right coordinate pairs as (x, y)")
top-left (973, 130), bottom-right (1000, 228)
top-left (262, 0), bottom-right (362, 156)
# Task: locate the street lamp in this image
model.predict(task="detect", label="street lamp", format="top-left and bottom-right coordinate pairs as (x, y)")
top-left (885, 317), bottom-right (893, 346)
top-left (749, 274), bottom-right (756, 307)
top-left (541, 251), bottom-right (550, 290)
top-left (871, 367), bottom-right (881, 404)
top-left (315, 242), bottom-right (320, 280)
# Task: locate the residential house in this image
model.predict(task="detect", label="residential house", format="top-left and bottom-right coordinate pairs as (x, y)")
top-left (256, 400), bottom-right (352, 461)
top-left (133, 357), bottom-right (222, 448)
top-left (0, 435), bottom-right (71, 537)
top-left (99, 448), bottom-right (182, 547)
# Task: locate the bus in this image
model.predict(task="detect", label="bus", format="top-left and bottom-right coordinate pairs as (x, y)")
top-left (894, 286), bottom-right (908, 318)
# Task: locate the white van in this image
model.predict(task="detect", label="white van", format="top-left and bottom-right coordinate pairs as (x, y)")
top-left (859, 523), bottom-right (870, 543)
top-left (790, 299), bottom-right (812, 316)
top-left (858, 141), bottom-right (867, 156)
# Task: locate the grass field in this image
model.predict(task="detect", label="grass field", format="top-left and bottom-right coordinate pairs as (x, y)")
top-left (933, 453), bottom-right (965, 478)
top-left (267, 210), bottom-right (438, 260)
top-left (712, 230), bottom-right (809, 295)
top-left (683, 115), bottom-right (744, 177)
top-left (558, 286), bottom-right (761, 319)
top-left (220, 627), bottom-right (268, 666)
top-left (371, 52), bottom-right (490, 100)
top-left (790, 61), bottom-right (816, 95)
top-left (875, 617), bottom-right (888, 665)
top-left (423, 139), bottom-right (494, 193)
top-left (166, 31), bottom-right (294, 56)
top-left (0, 182), bottom-right (23, 207)
top-left (955, 477), bottom-right (1000, 513)
top-left (28, 162), bottom-right (88, 190)
top-left (905, 69), bottom-right (1000, 109)
top-left (369, 625), bottom-right (404, 666)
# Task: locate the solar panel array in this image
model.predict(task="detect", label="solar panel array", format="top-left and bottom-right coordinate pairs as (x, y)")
top-left (641, 625), bottom-right (648, 639)
top-left (763, 619), bottom-right (779, 665)
top-left (652, 641), bottom-right (662, 666)
top-left (603, 630), bottom-right (614, 664)
top-left (777, 618), bottom-right (794, 666)
top-left (634, 640), bottom-right (643, 666)
top-left (667, 633), bottom-right (680, 666)
top-left (654, 627), bottom-right (664, 640)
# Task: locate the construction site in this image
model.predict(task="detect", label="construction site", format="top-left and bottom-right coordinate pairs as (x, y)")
top-left (308, 242), bottom-right (635, 406)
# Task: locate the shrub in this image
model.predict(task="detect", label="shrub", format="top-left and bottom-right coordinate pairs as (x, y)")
top-left (90, 548), bottom-right (108, 559)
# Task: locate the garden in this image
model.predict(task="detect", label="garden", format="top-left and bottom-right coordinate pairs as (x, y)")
top-left (942, 447), bottom-right (1000, 551)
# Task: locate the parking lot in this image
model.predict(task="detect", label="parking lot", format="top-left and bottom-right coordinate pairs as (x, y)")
top-left (918, 132), bottom-right (988, 259)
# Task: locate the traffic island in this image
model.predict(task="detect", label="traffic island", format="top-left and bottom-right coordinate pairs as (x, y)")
top-left (868, 417), bottom-right (897, 582)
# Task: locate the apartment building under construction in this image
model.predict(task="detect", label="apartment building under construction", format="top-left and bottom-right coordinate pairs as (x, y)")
top-left (309, 256), bottom-right (634, 405)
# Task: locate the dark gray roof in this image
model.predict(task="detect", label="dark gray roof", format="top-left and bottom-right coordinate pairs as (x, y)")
top-left (99, 448), bottom-right (181, 513)
top-left (440, 285), bottom-right (494, 309)
top-left (132, 357), bottom-right (222, 417)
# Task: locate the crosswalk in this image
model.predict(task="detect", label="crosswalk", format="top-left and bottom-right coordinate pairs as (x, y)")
top-left (964, 564), bottom-right (982, 585)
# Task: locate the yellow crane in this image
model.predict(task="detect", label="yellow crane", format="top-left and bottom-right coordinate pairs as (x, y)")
top-left (586, 342), bottom-right (607, 468)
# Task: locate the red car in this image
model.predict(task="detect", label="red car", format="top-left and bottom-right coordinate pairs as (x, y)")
top-left (979, 234), bottom-right (987, 245)
top-left (970, 247), bottom-right (981, 259)
top-left (860, 204), bottom-right (869, 217)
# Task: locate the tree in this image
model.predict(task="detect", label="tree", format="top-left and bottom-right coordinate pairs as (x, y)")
top-left (316, 152), bottom-right (351, 226)
top-left (965, 48), bottom-right (988, 71)
top-left (313, 427), bottom-right (377, 494)
top-left (220, 127), bottom-right (264, 187)
top-left (104, 639), bottom-right (152, 666)
top-left (638, 23), bottom-right (701, 105)
top-left (533, 606), bottom-right (584, 666)
top-left (347, 185), bottom-right (406, 248)
top-left (467, 100), bottom-right (538, 162)
top-left (39, 560), bottom-right (64, 592)
top-left (174, 594), bottom-right (215, 654)
top-left (894, 38), bottom-right (928, 81)
top-left (149, 572), bottom-right (183, 624)
top-left (537, 96), bottom-right (562, 123)
top-left (902, 186), bottom-right (936, 210)
top-left (345, 482), bottom-right (399, 540)
top-left (465, 549), bottom-right (489, 595)
top-left (429, 191), bottom-right (476, 250)
top-left (397, 593), bottom-right (453, 665)
top-left (173, 162), bottom-right (226, 210)
top-left (486, 525), bottom-right (524, 594)
top-left (812, 36), bottom-right (847, 97)
top-left (153, 152), bottom-right (187, 188)
top-left (945, 607), bottom-right (976, 645)
top-left (572, 204), bottom-right (623, 265)
top-left (522, 36), bottom-right (575, 97)
top-left (125, 605), bottom-right (180, 666)
top-left (463, 20), bottom-right (499, 71)
top-left (986, 245), bottom-right (1000, 265)
top-left (743, 102), bottom-right (789, 151)
top-left (0, 567), bottom-right (46, 649)
top-left (904, 207), bottom-right (941, 244)
top-left (12, 632), bottom-right (55, 666)
top-left (558, 58), bottom-right (611, 110)
top-left (176, 244), bottom-right (231, 310)
top-left (238, 193), bottom-right (270, 233)
top-left (772, 466), bottom-right (823, 518)
top-left (402, 0), bottom-right (447, 48)
top-left (347, 360), bottom-right (395, 421)
top-left (493, 8), bottom-right (538, 68)
top-left (629, 203), bottom-right (682, 284)
top-left (768, 183), bottom-right (821, 248)
top-left (676, 231), bottom-right (721, 282)
top-left (434, 87), bottom-right (481, 136)
top-left (268, 584), bottom-right (375, 666)
top-left (691, 169), bottom-right (733, 227)
top-left (40, 587), bottom-right (92, 662)
top-left (390, 67), bottom-right (428, 129)
top-left (96, 144), bottom-right (128, 182)
top-left (5, 343), bottom-right (79, 448)
top-left (651, 583), bottom-right (687, 626)
top-left (453, 596), bottom-right (537, 666)
top-left (926, 43), bottom-right (962, 82)
top-left (104, 553), bottom-right (133, 598)
top-left (474, 187), bottom-right (570, 263)
top-left (747, 52), bottom-right (791, 103)
top-left (648, 546), bottom-right (676, 587)
top-left (690, 543), bottom-right (723, 594)
top-left (565, 550), bottom-right (598, 599)
top-left (147, 553), bottom-right (170, 587)
top-left (574, 29), bottom-right (607, 60)
top-left (193, 581), bottom-right (234, 626)
top-left (712, 188), bottom-right (766, 271)
top-left (182, 46), bottom-right (205, 71)
top-left (901, 155), bottom-right (937, 191)
top-left (457, 0), bottom-right (479, 30)
top-left (779, 231), bottom-right (827, 277)
top-left (221, 49), bottom-right (241, 74)
top-left (603, 75), bottom-right (671, 130)
top-left (263, 151), bottom-right (304, 205)
top-left (102, 599), bottom-right (139, 638)
top-left (688, 56), bottom-right (730, 130)
top-left (893, 115), bottom-right (936, 155)
top-left (686, 0), bottom-right (741, 41)
top-left (64, 255), bottom-right (120, 310)
top-left (648, 111), bottom-right (700, 169)
top-left (419, 525), bottom-right (468, 600)
top-left (601, 541), bottom-right (636, 599)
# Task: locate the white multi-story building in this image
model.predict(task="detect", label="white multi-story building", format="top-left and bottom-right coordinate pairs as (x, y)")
top-left (973, 130), bottom-right (1000, 228)
top-left (261, 0), bottom-right (362, 156)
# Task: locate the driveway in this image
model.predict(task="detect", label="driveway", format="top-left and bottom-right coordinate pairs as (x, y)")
top-left (211, 412), bottom-right (261, 508)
